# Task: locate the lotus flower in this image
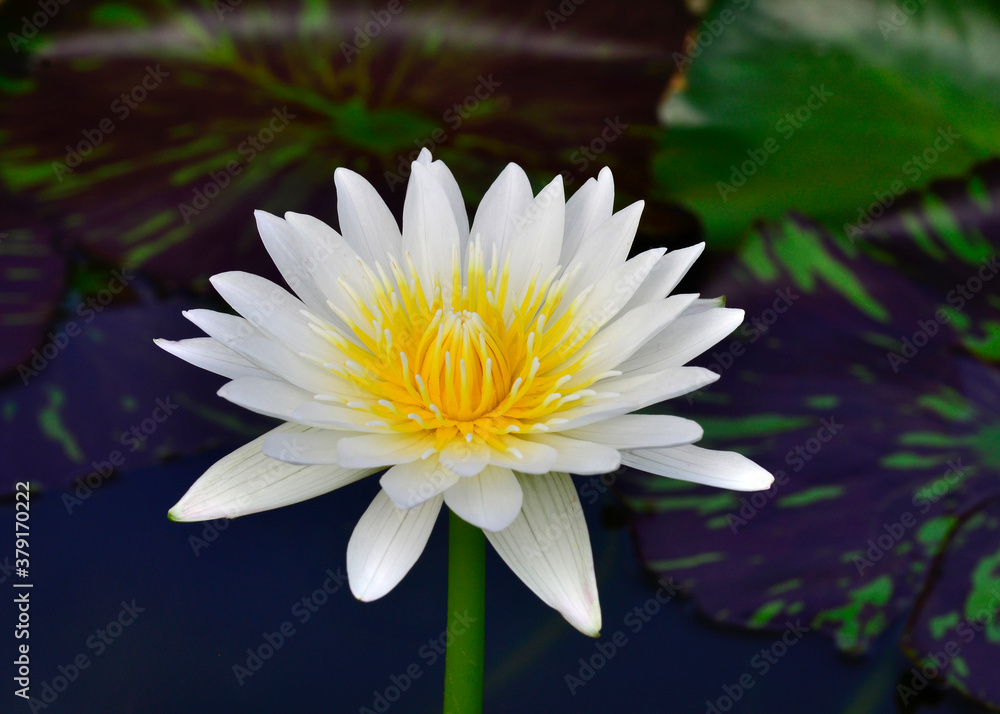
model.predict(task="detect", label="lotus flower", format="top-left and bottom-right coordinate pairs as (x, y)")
top-left (157, 149), bottom-right (772, 635)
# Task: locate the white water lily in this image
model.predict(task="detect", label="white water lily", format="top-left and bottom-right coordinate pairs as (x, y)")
top-left (157, 150), bottom-right (772, 636)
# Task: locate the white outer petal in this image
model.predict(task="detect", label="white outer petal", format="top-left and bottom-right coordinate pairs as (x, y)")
top-left (443, 466), bottom-right (523, 532)
top-left (168, 423), bottom-right (375, 521)
top-left (561, 167), bottom-right (614, 263)
top-left (621, 444), bottom-right (774, 491)
top-left (263, 428), bottom-right (347, 464)
top-left (347, 491), bottom-right (442, 601)
top-left (617, 307), bottom-right (745, 376)
top-left (380, 457), bottom-right (461, 509)
top-left (487, 436), bottom-right (559, 474)
top-left (567, 200), bottom-right (644, 290)
top-left (218, 377), bottom-right (316, 421)
top-left (254, 209), bottom-right (337, 318)
top-left (182, 309), bottom-right (340, 395)
top-left (621, 243), bottom-right (705, 312)
top-left (403, 161), bottom-right (462, 304)
top-left (334, 168), bottom-right (403, 265)
top-left (563, 293), bottom-right (698, 385)
top-left (209, 271), bottom-right (335, 358)
top-left (336, 432), bottom-right (436, 468)
top-left (485, 472), bottom-right (601, 636)
top-left (470, 163), bottom-right (533, 266)
top-left (565, 414), bottom-right (704, 449)
top-left (524, 434), bottom-right (621, 475)
top-left (415, 148), bottom-right (470, 246)
top-left (154, 337), bottom-right (273, 381)
top-left (505, 174), bottom-right (565, 302)
top-left (570, 247), bottom-right (664, 329)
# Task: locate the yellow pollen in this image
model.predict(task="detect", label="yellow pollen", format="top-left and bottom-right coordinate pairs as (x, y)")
top-left (322, 239), bottom-right (609, 441)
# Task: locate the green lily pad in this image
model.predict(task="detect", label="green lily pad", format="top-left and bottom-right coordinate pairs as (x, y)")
top-left (652, 0), bottom-right (1000, 246)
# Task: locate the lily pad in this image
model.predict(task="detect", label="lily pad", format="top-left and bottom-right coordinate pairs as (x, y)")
top-left (0, 297), bottom-right (272, 495)
top-left (652, 0), bottom-right (1000, 245)
top-left (621, 162), bottom-right (1000, 683)
top-left (0, 0), bottom-right (693, 289)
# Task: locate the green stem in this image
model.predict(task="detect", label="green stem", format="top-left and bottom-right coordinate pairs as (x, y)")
top-left (443, 510), bottom-right (485, 714)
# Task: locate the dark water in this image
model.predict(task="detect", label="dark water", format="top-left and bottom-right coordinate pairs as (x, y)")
top-left (0, 451), bottom-right (979, 713)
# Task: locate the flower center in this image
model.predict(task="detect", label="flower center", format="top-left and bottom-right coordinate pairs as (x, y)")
top-left (314, 240), bottom-right (609, 449)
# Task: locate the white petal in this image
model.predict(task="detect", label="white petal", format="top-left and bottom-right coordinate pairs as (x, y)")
top-left (487, 436), bottom-right (559, 474)
top-left (209, 271), bottom-right (335, 358)
top-left (443, 466), bottom-right (523, 532)
top-left (621, 243), bottom-right (705, 312)
top-left (347, 491), bottom-right (442, 601)
top-left (263, 428), bottom-right (348, 464)
top-left (402, 161), bottom-right (462, 303)
top-left (568, 201), bottom-right (644, 290)
top-left (415, 150), bottom-right (470, 246)
top-left (681, 297), bottom-right (726, 315)
top-left (545, 368), bottom-right (719, 432)
top-left (380, 458), bottom-right (461, 509)
top-left (470, 163), bottom-right (533, 264)
top-left (168, 423), bottom-right (375, 521)
top-left (439, 438), bottom-right (491, 478)
top-left (254, 210), bottom-right (337, 317)
top-left (617, 307), bottom-right (744, 376)
top-left (523, 434), bottom-right (621, 475)
top-left (183, 309), bottom-right (339, 394)
top-left (291, 402), bottom-right (385, 432)
top-left (621, 444), bottom-right (774, 491)
top-left (561, 167), bottom-right (614, 263)
top-left (505, 175), bottom-right (565, 301)
top-left (570, 247), bottom-right (664, 330)
top-left (540, 400), bottom-right (636, 432)
top-left (565, 293), bottom-right (699, 384)
top-left (334, 168), bottom-right (403, 265)
top-left (565, 414), bottom-right (704, 449)
top-left (218, 377), bottom-right (315, 421)
top-left (336, 432), bottom-right (436, 468)
top-left (282, 211), bottom-right (367, 305)
top-left (596, 366), bottom-right (721, 410)
top-left (154, 337), bottom-right (273, 381)
top-left (485, 472), bottom-right (601, 636)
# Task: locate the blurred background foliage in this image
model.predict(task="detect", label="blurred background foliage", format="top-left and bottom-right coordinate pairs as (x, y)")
top-left (1, 0), bottom-right (999, 711)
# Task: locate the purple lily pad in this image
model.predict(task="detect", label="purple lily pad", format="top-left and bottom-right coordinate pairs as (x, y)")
top-left (0, 296), bottom-right (272, 495)
top-left (620, 161), bottom-right (1000, 692)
